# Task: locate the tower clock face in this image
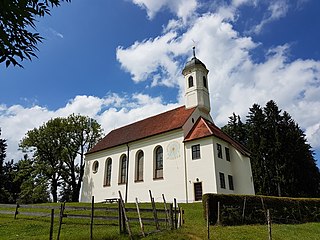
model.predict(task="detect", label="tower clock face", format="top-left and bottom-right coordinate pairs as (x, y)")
top-left (167, 141), bottom-right (180, 160)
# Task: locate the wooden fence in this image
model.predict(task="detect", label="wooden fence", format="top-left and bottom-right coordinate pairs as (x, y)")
top-left (0, 191), bottom-right (184, 239)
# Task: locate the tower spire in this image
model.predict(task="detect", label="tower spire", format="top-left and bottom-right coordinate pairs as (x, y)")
top-left (192, 46), bottom-right (196, 58)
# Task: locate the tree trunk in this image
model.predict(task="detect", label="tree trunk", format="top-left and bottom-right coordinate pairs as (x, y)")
top-left (51, 177), bottom-right (58, 203)
top-left (74, 162), bottom-right (85, 202)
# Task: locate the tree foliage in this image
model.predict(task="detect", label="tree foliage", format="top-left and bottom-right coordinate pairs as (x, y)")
top-left (20, 114), bottom-right (103, 202)
top-left (0, 0), bottom-right (70, 67)
top-left (0, 128), bottom-right (8, 202)
top-left (14, 155), bottom-right (50, 204)
top-left (222, 100), bottom-right (320, 197)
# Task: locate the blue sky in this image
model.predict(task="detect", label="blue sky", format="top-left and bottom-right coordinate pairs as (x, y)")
top-left (0, 0), bottom-right (320, 166)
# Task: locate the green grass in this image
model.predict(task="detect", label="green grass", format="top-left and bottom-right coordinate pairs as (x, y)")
top-left (0, 202), bottom-right (320, 239)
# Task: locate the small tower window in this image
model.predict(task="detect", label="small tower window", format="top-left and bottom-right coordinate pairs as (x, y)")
top-left (203, 76), bottom-right (207, 88)
top-left (188, 76), bottom-right (194, 88)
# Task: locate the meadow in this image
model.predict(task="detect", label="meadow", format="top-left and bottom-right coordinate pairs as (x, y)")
top-left (0, 202), bottom-right (319, 239)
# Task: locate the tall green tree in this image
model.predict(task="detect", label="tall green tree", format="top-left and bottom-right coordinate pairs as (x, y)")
top-left (61, 114), bottom-right (103, 202)
top-left (14, 155), bottom-right (50, 204)
top-left (221, 113), bottom-right (248, 146)
top-left (20, 117), bottom-right (66, 202)
top-left (0, 0), bottom-right (71, 67)
top-left (0, 128), bottom-right (8, 202)
top-left (223, 100), bottom-right (320, 197)
top-left (20, 115), bottom-right (103, 202)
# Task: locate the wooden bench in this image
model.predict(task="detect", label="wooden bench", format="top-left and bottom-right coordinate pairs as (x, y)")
top-left (104, 198), bottom-right (119, 203)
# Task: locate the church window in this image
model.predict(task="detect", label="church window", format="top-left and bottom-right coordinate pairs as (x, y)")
top-left (104, 158), bottom-right (112, 186)
top-left (225, 147), bottom-right (230, 161)
top-left (217, 143), bottom-right (223, 159)
top-left (219, 172), bottom-right (226, 189)
top-left (228, 175), bottom-right (234, 190)
top-left (203, 76), bottom-right (207, 88)
top-left (119, 154), bottom-right (127, 184)
top-left (154, 146), bottom-right (163, 179)
top-left (192, 144), bottom-right (201, 159)
top-left (188, 76), bottom-right (194, 88)
top-left (135, 150), bottom-right (144, 182)
top-left (92, 161), bottom-right (99, 174)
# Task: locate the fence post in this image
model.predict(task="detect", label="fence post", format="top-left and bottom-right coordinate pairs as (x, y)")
top-left (57, 202), bottom-right (65, 240)
top-left (180, 207), bottom-right (184, 226)
top-left (49, 209), bottom-right (54, 240)
top-left (169, 203), bottom-right (174, 230)
top-left (242, 197), bottom-right (247, 224)
top-left (118, 199), bottom-right (124, 234)
top-left (14, 203), bottom-right (19, 219)
top-left (162, 194), bottom-right (170, 228)
top-left (149, 190), bottom-right (160, 230)
top-left (118, 191), bottom-right (133, 240)
top-left (90, 196), bottom-right (94, 240)
top-left (217, 201), bottom-right (221, 225)
top-left (206, 199), bottom-right (210, 239)
top-left (135, 198), bottom-right (145, 237)
top-left (174, 198), bottom-right (177, 229)
top-left (267, 209), bottom-right (272, 240)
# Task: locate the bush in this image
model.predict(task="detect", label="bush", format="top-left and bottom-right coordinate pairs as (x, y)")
top-left (203, 194), bottom-right (320, 226)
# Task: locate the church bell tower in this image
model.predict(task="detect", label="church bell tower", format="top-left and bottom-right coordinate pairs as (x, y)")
top-left (182, 47), bottom-right (211, 115)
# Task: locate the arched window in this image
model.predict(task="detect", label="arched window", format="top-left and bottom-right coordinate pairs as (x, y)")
top-left (104, 158), bottom-right (112, 186)
top-left (119, 155), bottom-right (127, 184)
top-left (203, 76), bottom-right (207, 88)
top-left (92, 161), bottom-right (99, 174)
top-left (135, 151), bottom-right (144, 182)
top-left (188, 76), bottom-right (194, 88)
top-left (154, 146), bottom-right (163, 179)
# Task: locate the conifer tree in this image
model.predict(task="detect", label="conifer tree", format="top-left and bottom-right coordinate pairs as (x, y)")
top-left (0, 129), bottom-right (8, 202)
top-left (223, 100), bottom-right (320, 197)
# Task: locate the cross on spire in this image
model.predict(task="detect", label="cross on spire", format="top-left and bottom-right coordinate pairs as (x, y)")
top-left (193, 46), bottom-right (196, 58)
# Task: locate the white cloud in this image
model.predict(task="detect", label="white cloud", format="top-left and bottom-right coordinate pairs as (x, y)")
top-left (2, 0), bottom-right (319, 165)
top-left (48, 28), bottom-right (64, 39)
top-left (131, 0), bottom-right (197, 21)
top-left (252, 0), bottom-right (289, 34)
top-left (0, 93), bottom-right (175, 162)
top-left (116, 2), bottom-right (320, 153)
top-left (116, 31), bottom-right (181, 87)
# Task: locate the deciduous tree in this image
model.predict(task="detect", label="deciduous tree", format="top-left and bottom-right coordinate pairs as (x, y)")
top-left (20, 115), bottom-right (103, 202)
top-left (0, 0), bottom-right (71, 67)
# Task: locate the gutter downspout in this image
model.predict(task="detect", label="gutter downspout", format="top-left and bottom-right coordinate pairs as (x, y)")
top-left (183, 142), bottom-right (189, 203)
top-left (125, 144), bottom-right (130, 203)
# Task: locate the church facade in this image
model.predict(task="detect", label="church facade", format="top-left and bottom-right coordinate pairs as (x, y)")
top-left (81, 53), bottom-right (255, 203)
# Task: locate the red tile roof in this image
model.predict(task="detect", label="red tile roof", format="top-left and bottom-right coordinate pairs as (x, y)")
top-left (185, 117), bottom-right (250, 156)
top-left (88, 106), bottom-right (196, 154)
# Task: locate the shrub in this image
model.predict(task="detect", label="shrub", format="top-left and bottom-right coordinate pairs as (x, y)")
top-left (203, 194), bottom-right (320, 225)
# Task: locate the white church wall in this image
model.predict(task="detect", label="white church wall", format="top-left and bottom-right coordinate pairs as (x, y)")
top-left (213, 138), bottom-right (255, 195)
top-left (185, 137), bottom-right (217, 202)
top-left (80, 145), bottom-right (127, 202)
top-left (231, 150), bottom-right (255, 195)
top-left (81, 130), bottom-right (188, 203)
top-left (213, 138), bottom-right (235, 194)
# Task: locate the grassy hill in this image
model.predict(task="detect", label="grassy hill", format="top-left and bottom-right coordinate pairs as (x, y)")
top-left (0, 202), bottom-right (319, 239)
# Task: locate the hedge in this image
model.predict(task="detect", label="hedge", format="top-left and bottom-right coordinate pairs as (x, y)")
top-left (203, 194), bottom-right (320, 226)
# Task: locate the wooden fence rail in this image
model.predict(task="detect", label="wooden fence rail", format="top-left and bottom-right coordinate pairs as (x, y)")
top-left (0, 192), bottom-right (184, 238)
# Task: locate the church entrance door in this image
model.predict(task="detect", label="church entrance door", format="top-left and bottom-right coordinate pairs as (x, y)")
top-left (194, 182), bottom-right (203, 201)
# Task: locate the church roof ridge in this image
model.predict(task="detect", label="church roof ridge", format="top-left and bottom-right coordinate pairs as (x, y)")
top-left (184, 117), bottom-right (250, 156)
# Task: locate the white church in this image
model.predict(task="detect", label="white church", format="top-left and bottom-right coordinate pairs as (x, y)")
top-left (81, 51), bottom-right (255, 203)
